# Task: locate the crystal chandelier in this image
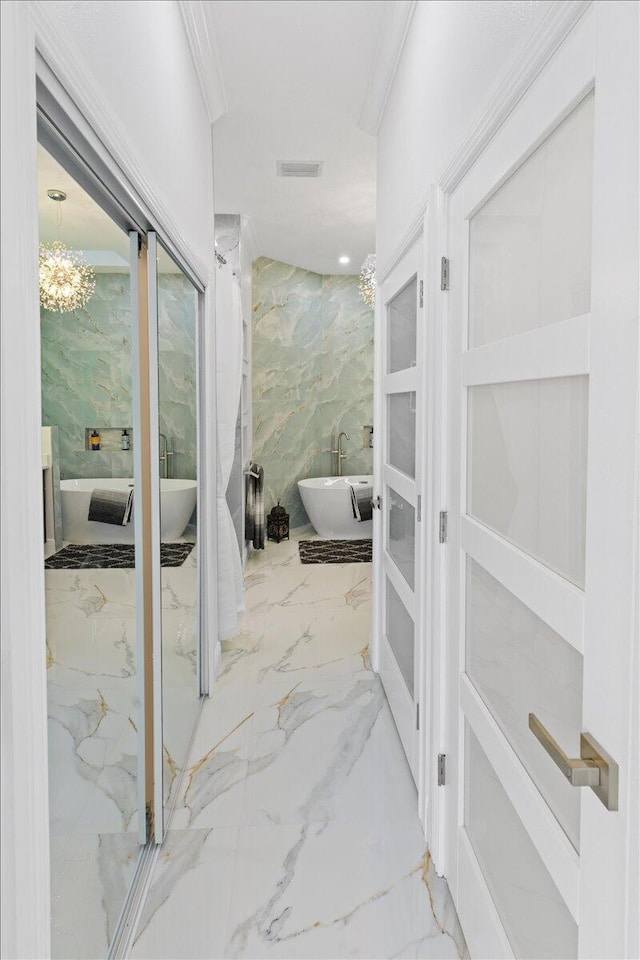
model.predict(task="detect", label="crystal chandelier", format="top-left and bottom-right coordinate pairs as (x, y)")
top-left (358, 253), bottom-right (376, 309)
top-left (39, 190), bottom-right (95, 313)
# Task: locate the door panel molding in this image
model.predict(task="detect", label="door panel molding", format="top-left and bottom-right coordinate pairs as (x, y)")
top-left (383, 552), bottom-right (416, 619)
top-left (380, 633), bottom-right (415, 768)
top-left (384, 368), bottom-right (417, 394)
top-left (457, 829), bottom-right (514, 960)
top-left (383, 464), bottom-right (416, 505)
top-left (462, 314), bottom-right (590, 387)
top-left (461, 517), bottom-right (585, 652)
top-left (461, 676), bottom-right (580, 919)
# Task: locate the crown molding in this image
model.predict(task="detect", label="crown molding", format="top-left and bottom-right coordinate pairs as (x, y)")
top-left (438, 0), bottom-right (592, 193)
top-left (28, 0), bottom-right (211, 286)
top-left (178, 0), bottom-right (228, 124)
top-left (379, 1), bottom-right (591, 282)
top-left (358, 0), bottom-right (417, 136)
top-left (376, 197), bottom-right (426, 285)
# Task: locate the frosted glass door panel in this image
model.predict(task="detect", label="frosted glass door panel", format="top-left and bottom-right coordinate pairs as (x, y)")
top-left (386, 576), bottom-right (414, 693)
top-left (468, 376), bottom-right (588, 586)
top-left (466, 559), bottom-right (582, 849)
top-left (466, 727), bottom-right (578, 959)
top-left (388, 392), bottom-right (416, 478)
top-left (469, 93), bottom-right (594, 348)
top-left (386, 489), bottom-right (415, 589)
top-left (387, 278), bottom-right (417, 373)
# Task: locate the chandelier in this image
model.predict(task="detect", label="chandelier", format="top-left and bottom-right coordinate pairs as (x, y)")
top-left (358, 253), bottom-right (376, 309)
top-left (39, 190), bottom-right (95, 313)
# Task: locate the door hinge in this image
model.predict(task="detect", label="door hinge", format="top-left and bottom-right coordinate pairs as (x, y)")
top-left (438, 753), bottom-right (446, 786)
top-left (440, 256), bottom-right (450, 291)
top-left (372, 495), bottom-right (381, 511)
top-left (438, 510), bottom-right (448, 543)
top-left (417, 494), bottom-right (422, 522)
top-left (416, 702), bottom-right (420, 730)
top-left (419, 279), bottom-right (424, 308)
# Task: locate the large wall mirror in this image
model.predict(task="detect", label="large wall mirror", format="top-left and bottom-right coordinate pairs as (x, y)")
top-left (39, 141), bottom-right (144, 958)
top-left (38, 135), bottom-right (204, 957)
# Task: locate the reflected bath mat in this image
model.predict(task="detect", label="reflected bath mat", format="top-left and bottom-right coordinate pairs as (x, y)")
top-left (299, 539), bottom-right (372, 564)
top-left (45, 542), bottom-right (194, 570)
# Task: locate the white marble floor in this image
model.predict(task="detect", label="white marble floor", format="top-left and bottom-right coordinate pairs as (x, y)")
top-left (46, 543), bottom-right (200, 959)
top-left (131, 532), bottom-right (468, 960)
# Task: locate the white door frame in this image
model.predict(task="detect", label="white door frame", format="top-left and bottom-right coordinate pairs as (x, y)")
top-left (435, 3), bottom-right (639, 957)
top-left (419, 186), bottom-right (450, 870)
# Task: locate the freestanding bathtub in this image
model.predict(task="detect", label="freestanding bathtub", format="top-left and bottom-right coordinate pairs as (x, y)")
top-left (60, 478), bottom-right (197, 543)
top-left (298, 475), bottom-right (373, 540)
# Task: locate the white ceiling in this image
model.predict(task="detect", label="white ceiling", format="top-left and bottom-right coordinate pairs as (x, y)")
top-left (38, 144), bottom-right (130, 267)
top-left (207, 0), bottom-right (391, 276)
top-left (37, 144), bottom-right (181, 274)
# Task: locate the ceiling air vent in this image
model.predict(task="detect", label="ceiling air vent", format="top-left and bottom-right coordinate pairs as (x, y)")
top-left (276, 160), bottom-right (323, 178)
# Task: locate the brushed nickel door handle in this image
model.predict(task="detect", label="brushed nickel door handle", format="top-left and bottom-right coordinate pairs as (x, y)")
top-left (528, 713), bottom-right (618, 811)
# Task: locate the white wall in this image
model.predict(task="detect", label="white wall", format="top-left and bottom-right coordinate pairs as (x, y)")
top-left (37, 0), bottom-right (214, 263)
top-left (0, 2), bottom-right (215, 956)
top-left (376, 0), bottom-right (553, 273)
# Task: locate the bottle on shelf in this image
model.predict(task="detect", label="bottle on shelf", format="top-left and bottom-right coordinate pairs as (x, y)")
top-left (90, 430), bottom-right (101, 451)
top-left (121, 429), bottom-right (131, 451)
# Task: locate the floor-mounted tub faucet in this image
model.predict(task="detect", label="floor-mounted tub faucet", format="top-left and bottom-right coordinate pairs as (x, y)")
top-left (159, 433), bottom-right (174, 479)
top-left (332, 431), bottom-right (350, 477)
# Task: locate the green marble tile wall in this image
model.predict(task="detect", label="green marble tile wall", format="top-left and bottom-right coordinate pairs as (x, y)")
top-left (252, 257), bottom-right (374, 528)
top-left (41, 273), bottom-right (197, 481)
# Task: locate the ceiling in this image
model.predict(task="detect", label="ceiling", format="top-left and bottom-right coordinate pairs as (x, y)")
top-left (38, 144), bottom-right (131, 268)
top-left (37, 144), bottom-right (181, 274)
top-left (206, 0), bottom-right (397, 276)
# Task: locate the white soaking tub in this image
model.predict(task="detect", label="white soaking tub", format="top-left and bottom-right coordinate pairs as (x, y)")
top-left (298, 475), bottom-right (373, 540)
top-left (60, 478), bottom-right (197, 543)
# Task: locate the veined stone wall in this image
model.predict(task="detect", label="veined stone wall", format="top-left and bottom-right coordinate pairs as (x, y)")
top-left (252, 257), bottom-right (374, 528)
top-left (41, 272), bottom-right (197, 481)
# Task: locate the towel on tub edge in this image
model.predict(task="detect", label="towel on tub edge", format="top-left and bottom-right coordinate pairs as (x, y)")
top-left (88, 487), bottom-right (134, 526)
top-left (348, 480), bottom-right (373, 522)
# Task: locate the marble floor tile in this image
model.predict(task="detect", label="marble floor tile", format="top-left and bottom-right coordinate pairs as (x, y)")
top-left (132, 828), bottom-right (239, 960)
top-left (51, 832), bottom-right (140, 960)
top-left (224, 819), bottom-right (464, 960)
top-left (46, 557), bottom-right (201, 958)
top-left (132, 534), bottom-right (468, 959)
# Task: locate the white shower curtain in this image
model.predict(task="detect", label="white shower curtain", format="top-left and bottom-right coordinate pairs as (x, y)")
top-left (215, 261), bottom-right (245, 640)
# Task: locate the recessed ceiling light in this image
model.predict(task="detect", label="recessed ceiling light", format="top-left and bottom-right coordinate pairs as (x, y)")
top-left (339, 256), bottom-right (350, 264)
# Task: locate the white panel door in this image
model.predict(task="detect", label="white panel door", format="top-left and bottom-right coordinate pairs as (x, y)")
top-left (375, 239), bottom-right (423, 781)
top-left (444, 5), bottom-right (638, 959)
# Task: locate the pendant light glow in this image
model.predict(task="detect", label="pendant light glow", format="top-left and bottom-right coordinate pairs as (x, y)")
top-left (358, 254), bottom-right (376, 309)
top-left (39, 190), bottom-right (95, 313)
top-left (39, 241), bottom-right (96, 313)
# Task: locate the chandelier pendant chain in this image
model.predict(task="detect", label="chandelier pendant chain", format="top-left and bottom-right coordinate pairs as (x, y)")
top-left (39, 189), bottom-right (96, 313)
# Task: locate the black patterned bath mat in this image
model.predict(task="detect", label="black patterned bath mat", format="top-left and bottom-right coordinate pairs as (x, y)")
top-left (45, 542), bottom-right (194, 570)
top-left (298, 539), bottom-right (372, 564)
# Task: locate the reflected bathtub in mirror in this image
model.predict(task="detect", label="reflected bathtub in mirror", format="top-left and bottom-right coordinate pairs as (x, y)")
top-left (61, 477), bottom-right (197, 543)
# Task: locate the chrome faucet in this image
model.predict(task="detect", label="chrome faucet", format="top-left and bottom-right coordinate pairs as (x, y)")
top-left (159, 433), bottom-right (175, 479)
top-left (331, 431), bottom-right (350, 477)
top-left (159, 433), bottom-right (168, 478)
